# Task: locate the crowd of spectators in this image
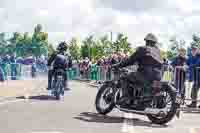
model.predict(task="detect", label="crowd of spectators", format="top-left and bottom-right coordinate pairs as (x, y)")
top-left (75, 53), bottom-right (129, 80)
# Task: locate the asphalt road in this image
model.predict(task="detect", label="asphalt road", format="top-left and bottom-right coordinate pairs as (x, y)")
top-left (1, 80), bottom-right (200, 133)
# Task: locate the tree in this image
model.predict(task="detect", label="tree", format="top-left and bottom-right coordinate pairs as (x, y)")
top-left (48, 43), bottom-right (55, 57)
top-left (8, 32), bottom-right (23, 55)
top-left (160, 50), bottom-right (167, 59)
top-left (112, 33), bottom-right (132, 53)
top-left (16, 32), bottom-right (32, 57)
top-left (81, 35), bottom-right (94, 59)
top-left (167, 36), bottom-right (186, 60)
top-left (0, 32), bottom-right (7, 56)
top-left (69, 37), bottom-right (80, 60)
top-left (99, 35), bottom-right (112, 55)
top-left (91, 40), bottom-right (104, 60)
top-left (32, 24), bottom-right (49, 57)
top-left (191, 34), bottom-right (200, 48)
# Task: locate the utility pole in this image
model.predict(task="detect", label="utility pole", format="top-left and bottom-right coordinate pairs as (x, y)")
top-left (110, 31), bottom-right (113, 44)
top-left (110, 32), bottom-right (113, 54)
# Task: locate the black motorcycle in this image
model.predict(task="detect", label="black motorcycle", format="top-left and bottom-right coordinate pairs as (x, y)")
top-left (51, 69), bottom-right (65, 100)
top-left (95, 68), bottom-right (181, 125)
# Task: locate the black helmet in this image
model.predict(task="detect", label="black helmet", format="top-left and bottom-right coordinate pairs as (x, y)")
top-left (144, 33), bottom-right (158, 43)
top-left (57, 41), bottom-right (68, 52)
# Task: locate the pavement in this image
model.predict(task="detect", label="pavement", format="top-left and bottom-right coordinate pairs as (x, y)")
top-left (0, 78), bottom-right (47, 98)
top-left (0, 79), bottom-right (200, 133)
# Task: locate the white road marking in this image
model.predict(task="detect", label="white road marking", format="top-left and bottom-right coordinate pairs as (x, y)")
top-left (0, 99), bottom-right (24, 106)
top-left (121, 113), bottom-right (138, 133)
top-left (189, 128), bottom-right (199, 133)
top-left (31, 132), bottom-right (63, 133)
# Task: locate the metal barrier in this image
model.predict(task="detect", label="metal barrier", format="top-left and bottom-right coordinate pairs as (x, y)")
top-left (0, 63), bottom-right (48, 81)
top-left (171, 66), bottom-right (200, 103)
top-left (0, 63), bottom-right (48, 98)
top-left (193, 67), bottom-right (200, 88)
top-left (173, 66), bottom-right (186, 95)
top-left (162, 65), bottom-right (173, 82)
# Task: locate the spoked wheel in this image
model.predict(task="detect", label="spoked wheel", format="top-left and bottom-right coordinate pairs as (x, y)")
top-left (147, 85), bottom-right (177, 125)
top-left (54, 82), bottom-right (61, 100)
top-left (95, 84), bottom-right (115, 115)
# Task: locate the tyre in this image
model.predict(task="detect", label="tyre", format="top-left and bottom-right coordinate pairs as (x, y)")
top-left (147, 85), bottom-right (177, 125)
top-left (95, 83), bottom-right (115, 115)
top-left (54, 81), bottom-right (61, 100)
top-left (55, 91), bottom-right (60, 100)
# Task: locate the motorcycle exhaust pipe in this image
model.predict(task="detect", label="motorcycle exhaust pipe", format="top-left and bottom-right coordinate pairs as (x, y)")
top-left (117, 105), bottom-right (167, 116)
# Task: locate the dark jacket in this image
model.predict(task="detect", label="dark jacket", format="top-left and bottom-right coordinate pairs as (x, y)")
top-left (48, 51), bottom-right (72, 69)
top-left (187, 53), bottom-right (200, 81)
top-left (171, 56), bottom-right (187, 67)
top-left (117, 46), bottom-right (163, 81)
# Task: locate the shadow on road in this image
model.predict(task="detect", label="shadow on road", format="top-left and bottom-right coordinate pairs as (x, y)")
top-left (74, 112), bottom-right (168, 128)
top-left (74, 112), bottom-right (124, 123)
top-left (16, 95), bottom-right (57, 101)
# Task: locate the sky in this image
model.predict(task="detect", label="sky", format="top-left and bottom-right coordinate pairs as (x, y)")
top-left (0, 0), bottom-right (200, 50)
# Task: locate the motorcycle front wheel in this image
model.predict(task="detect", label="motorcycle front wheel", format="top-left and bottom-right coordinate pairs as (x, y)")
top-left (95, 83), bottom-right (115, 115)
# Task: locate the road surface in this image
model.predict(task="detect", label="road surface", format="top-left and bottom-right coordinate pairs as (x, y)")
top-left (0, 79), bottom-right (200, 133)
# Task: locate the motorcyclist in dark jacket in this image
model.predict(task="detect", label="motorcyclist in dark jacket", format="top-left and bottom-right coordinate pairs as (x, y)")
top-left (47, 42), bottom-right (72, 90)
top-left (112, 33), bottom-right (163, 106)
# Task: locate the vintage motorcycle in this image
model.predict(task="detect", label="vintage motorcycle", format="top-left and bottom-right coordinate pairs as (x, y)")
top-left (51, 69), bottom-right (65, 100)
top-left (95, 68), bottom-right (181, 125)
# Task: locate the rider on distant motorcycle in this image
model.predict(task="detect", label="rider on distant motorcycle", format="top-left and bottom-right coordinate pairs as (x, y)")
top-left (47, 41), bottom-right (72, 90)
top-left (112, 33), bottom-right (163, 107)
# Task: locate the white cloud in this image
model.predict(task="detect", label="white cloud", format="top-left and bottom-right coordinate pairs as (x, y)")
top-left (0, 0), bottom-right (200, 49)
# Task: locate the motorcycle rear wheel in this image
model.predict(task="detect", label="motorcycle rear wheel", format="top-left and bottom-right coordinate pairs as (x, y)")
top-left (147, 85), bottom-right (177, 125)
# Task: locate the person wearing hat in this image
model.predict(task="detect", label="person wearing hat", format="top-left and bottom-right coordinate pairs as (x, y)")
top-left (187, 44), bottom-right (200, 108)
top-left (112, 33), bottom-right (163, 107)
top-left (171, 48), bottom-right (187, 99)
top-left (171, 48), bottom-right (187, 67)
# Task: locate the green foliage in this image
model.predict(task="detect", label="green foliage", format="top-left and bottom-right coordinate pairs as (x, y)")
top-left (191, 34), bottom-right (200, 48)
top-left (0, 29), bottom-right (135, 61)
top-left (160, 50), bottom-right (167, 59)
top-left (48, 43), bottom-right (55, 57)
top-left (112, 33), bottom-right (132, 53)
top-left (78, 33), bottom-right (133, 60)
top-left (69, 37), bottom-right (80, 60)
top-left (166, 36), bottom-right (186, 60)
top-left (0, 24), bottom-right (50, 58)
top-left (0, 33), bottom-right (7, 56)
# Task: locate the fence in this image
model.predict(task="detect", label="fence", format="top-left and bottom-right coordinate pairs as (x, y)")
top-left (1, 63), bottom-right (200, 87)
top-left (0, 63), bottom-right (48, 81)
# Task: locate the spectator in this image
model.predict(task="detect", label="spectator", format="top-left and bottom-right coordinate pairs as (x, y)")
top-left (171, 48), bottom-right (187, 67)
top-left (10, 54), bottom-right (17, 80)
top-left (187, 44), bottom-right (200, 108)
top-left (171, 48), bottom-right (187, 98)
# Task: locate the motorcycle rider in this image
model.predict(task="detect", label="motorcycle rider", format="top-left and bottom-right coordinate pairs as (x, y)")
top-left (47, 41), bottom-right (72, 90)
top-left (112, 33), bottom-right (163, 107)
